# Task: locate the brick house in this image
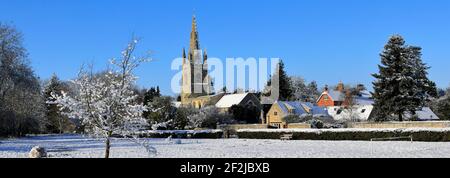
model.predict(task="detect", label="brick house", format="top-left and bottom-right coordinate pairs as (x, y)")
top-left (316, 82), bottom-right (346, 107)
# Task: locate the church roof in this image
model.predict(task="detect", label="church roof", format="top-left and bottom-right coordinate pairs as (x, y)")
top-left (215, 93), bottom-right (251, 108)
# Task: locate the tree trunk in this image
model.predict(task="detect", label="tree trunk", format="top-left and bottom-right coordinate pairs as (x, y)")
top-left (105, 132), bottom-right (112, 158)
top-left (398, 112), bottom-right (403, 122)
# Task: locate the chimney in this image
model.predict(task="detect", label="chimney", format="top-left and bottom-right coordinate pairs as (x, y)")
top-left (336, 81), bottom-right (344, 92)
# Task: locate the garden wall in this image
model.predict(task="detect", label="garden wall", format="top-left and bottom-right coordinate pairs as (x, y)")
top-left (237, 128), bottom-right (450, 142)
top-left (287, 123), bottom-right (311, 129)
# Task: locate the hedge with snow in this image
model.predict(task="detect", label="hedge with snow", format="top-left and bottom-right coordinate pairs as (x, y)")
top-left (237, 128), bottom-right (450, 142)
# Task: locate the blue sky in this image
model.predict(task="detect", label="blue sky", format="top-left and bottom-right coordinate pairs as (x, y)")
top-left (1, 0), bottom-right (449, 95)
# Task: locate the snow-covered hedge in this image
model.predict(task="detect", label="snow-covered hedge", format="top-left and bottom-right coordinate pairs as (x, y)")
top-left (133, 130), bottom-right (223, 139)
top-left (237, 128), bottom-right (450, 142)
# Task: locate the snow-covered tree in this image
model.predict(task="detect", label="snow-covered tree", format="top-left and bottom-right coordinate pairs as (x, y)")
top-left (146, 96), bottom-right (176, 130)
top-left (432, 87), bottom-right (450, 120)
top-left (187, 106), bottom-right (233, 129)
top-left (291, 76), bottom-right (320, 102)
top-left (50, 39), bottom-right (154, 158)
top-left (372, 35), bottom-right (437, 121)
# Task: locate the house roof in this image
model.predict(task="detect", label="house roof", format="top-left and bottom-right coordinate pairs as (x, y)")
top-left (405, 107), bottom-right (440, 120)
top-left (355, 97), bottom-right (375, 105)
top-left (276, 101), bottom-right (329, 117)
top-left (215, 93), bottom-right (250, 108)
top-left (318, 90), bottom-right (345, 102)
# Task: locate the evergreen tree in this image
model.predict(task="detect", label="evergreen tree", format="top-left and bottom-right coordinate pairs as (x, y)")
top-left (277, 60), bottom-right (293, 100)
top-left (43, 74), bottom-right (75, 133)
top-left (372, 35), bottom-right (437, 121)
top-left (143, 86), bottom-right (161, 119)
top-left (264, 60), bottom-right (293, 101)
top-left (44, 74), bottom-right (68, 133)
top-left (407, 46), bottom-right (438, 105)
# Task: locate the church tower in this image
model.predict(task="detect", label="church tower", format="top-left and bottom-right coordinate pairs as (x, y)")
top-left (181, 15), bottom-right (212, 105)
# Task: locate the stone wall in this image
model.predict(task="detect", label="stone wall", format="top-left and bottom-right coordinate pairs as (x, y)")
top-left (287, 123), bottom-right (311, 129)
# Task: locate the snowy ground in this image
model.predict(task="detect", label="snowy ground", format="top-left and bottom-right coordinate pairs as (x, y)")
top-left (1, 134), bottom-right (450, 158)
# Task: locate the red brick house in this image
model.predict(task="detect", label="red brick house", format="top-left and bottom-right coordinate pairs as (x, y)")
top-left (316, 83), bottom-right (346, 107)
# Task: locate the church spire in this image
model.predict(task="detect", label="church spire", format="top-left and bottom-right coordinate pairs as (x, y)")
top-left (190, 15), bottom-right (200, 52)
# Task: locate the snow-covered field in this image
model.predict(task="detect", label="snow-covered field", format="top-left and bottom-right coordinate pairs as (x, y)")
top-left (1, 134), bottom-right (450, 158)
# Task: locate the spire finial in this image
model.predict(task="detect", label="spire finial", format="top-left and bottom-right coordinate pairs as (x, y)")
top-left (189, 14), bottom-right (200, 52)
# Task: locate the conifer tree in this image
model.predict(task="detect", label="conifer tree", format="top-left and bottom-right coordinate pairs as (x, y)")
top-left (264, 60), bottom-right (293, 101)
top-left (372, 35), bottom-right (437, 121)
top-left (44, 74), bottom-right (68, 133)
top-left (143, 86), bottom-right (161, 119)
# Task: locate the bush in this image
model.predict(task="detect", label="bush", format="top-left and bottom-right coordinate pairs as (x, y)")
top-left (229, 105), bottom-right (260, 124)
top-left (237, 129), bottom-right (450, 142)
top-left (187, 106), bottom-right (234, 129)
top-left (309, 119), bottom-right (324, 129)
top-left (137, 130), bottom-right (224, 139)
top-left (282, 115), bottom-right (306, 124)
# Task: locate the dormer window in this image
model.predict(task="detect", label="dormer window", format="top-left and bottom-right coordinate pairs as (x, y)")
top-left (288, 109), bottom-right (295, 114)
top-left (361, 109), bottom-right (366, 113)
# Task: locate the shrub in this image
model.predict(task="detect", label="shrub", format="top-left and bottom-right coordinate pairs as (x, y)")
top-left (309, 119), bottom-right (324, 129)
top-left (237, 129), bottom-right (450, 142)
top-left (229, 105), bottom-right (260, 124)
top-left (187, 106), bottom-right (234, 129)
top-left (282, 115), bottom-right (306, 124)
top-left (138, 130), bottom-right (224, 139)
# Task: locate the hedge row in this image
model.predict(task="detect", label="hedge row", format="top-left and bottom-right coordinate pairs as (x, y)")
top-left (135, 130), bottom-right (224, 139)
top-left (237, 129), bottom-right (450, 142)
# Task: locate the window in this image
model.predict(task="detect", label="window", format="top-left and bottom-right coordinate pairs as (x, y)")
top-left (361, 109), bottom-right (366, 113)
top-left (323, 95), bottom-right (329, 101)
top-left (336, 109), bottom-right (343, 115)
top-left (288, 109), bottom-right (295, 114)
top-left (274, 112), bottom-right (278, 116)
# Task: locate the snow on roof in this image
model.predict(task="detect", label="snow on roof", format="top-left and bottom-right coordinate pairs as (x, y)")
top-left (359, 90), bottom-right (372, 98)
top-left (355, 97), bottom-right (375, 105)
top-left (215, 93), bottom-right (250, 108)
top-left (405, 107), bottom-right (440, 120)
top-left (327, 90), bottom-right (345, 101)
top-left (277, 101), bottom-right (308, 116)
top-left (276, 101), bottom-right (329, 117)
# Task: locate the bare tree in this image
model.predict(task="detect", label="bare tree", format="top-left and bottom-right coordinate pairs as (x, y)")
top-left (0, 22), bottom-right (45, 136)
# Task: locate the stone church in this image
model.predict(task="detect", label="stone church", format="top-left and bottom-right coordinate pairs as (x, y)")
top-left (180, 16), bottom-right (224, 108)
